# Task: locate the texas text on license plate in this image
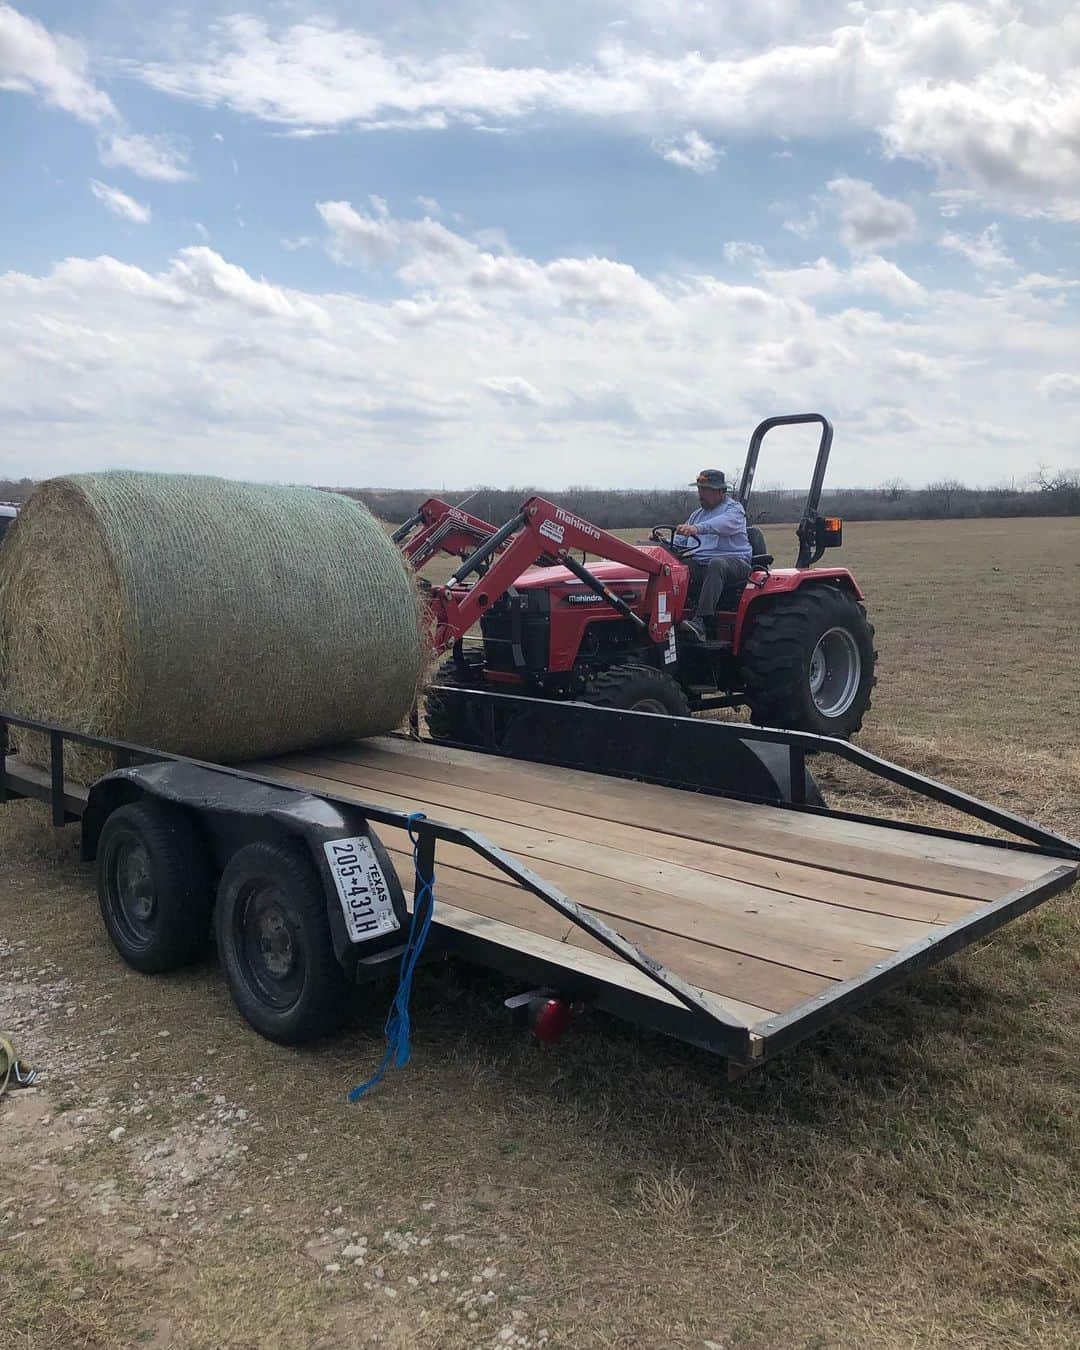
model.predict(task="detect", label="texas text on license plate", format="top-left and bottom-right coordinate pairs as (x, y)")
top-left (323, 835), bottom-right (400, 944)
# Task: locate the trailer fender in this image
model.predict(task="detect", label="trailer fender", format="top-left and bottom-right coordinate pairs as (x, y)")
top-left (82, 761), bottom-right (409, 980)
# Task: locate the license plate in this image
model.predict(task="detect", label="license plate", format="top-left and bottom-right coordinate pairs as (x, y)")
top-left (323, 836), bottom-right (401, 944)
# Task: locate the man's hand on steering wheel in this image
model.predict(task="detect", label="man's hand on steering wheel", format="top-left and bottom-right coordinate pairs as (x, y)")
top-left (649, 524), bottom-right (702, 556)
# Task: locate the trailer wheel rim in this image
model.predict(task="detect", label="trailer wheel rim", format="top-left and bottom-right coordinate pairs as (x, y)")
top-left (808, 626), bottom-right (862, 719)
top-left (104, 834), bottom-right (157, 949)
top-left (234, 883), bottom-right (304, 1010)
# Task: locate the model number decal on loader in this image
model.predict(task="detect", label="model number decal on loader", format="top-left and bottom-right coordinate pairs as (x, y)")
top-left (538, 519), bottom-right (565, 545)
top-left (323, 836), bottom-right (400, 943)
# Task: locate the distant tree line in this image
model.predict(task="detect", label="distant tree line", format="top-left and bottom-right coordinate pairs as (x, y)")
top-left (343, 467), bottom-right (1080, 529)
top-left (4, 469), bottom-right (1076, 524)
top-left (0, 478), bottom-right (35, 504)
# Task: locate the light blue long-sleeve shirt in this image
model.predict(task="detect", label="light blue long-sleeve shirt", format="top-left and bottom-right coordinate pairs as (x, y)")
top-left (675, 498), bottom-right (752, 562)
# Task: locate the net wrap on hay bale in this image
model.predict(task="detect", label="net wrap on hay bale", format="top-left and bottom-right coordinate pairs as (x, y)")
top-left (0, 472), bottom-right (427, 780)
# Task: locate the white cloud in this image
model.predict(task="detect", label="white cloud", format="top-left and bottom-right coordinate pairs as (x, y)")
top-left (940, 224), bottom-right (1015, 270)
top-left (0, 5), bottom-right (193, 182)
top-left (0, 2), bottom-right (115, 123)
top-left (723, 241), bottom-right (767, 267)
top-left (166, 247), bottom-right (329, 326)
top-left (89, 179), bottom-right (151, 225)
top-left (827, 177), bottom-right (917, 253)
top-left (746, 249), bottom-right (927, 307)
top-left (782, 209), bottom-right (819, 239)
top-left (317, 198), bottom-right (670, 315)
top-left (1038, 372), bottom-right (1080, 402)
top-left (481, 375), bottom-right (545, 405)
top-left (3, 204), bottom-right (1076, 488)
top-left (884, 67), bottom-right (1080, 219)
top-left (98, 131), bottom-right (192, 182)
top-left (653, 130), bottom-right (722, 174)
top-left (881, 348), bottom-right (950, 383)
top-left (129, 5), bottom-right (1080, 216)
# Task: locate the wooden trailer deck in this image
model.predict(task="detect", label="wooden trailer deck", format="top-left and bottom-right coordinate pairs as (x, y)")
top-left (248, 736), bottom-right (1068, 1033)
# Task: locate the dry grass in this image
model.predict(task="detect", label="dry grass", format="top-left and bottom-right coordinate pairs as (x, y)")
top-left (1, 516), bottom-right (1078, 1349)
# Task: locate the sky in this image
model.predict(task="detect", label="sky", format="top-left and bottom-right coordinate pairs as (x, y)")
top-left (1, 2), bottom-right (1078, 491)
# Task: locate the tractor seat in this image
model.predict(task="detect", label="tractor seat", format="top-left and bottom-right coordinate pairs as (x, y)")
top-left (685, 525), bottom-right (774, 616)
top-left (715, 526), bottom-right (772, 611)
top-left (748, 525), bottom-right (773, 568)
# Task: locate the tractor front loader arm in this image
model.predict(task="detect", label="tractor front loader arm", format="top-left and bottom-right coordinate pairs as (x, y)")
top-left (425, 496), bottom-right (680, 655)
top-left (394, 498), bottom-right (502, 569)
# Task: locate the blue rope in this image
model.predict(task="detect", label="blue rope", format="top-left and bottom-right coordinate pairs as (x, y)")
top-left (349, 812), bottom-right (436, 1101)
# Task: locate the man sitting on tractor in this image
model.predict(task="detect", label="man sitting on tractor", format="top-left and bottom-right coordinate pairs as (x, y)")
top-left (676, 469), bottom-right (753, 640)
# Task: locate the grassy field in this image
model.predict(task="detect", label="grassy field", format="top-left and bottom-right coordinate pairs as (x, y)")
top-left (1, 516), bottom-right (1077, 1349)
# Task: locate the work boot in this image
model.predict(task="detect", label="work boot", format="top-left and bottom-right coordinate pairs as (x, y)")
top-left (681, 618), bottom-right (708, 642)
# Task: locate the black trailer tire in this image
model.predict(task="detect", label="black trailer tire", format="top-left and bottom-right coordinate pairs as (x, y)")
top-left (740, 586), bottom-right (876, 737)
top-left (581, 663), bottom-right (691, 716)
top-left (424, 657), bottom-right (486, 746)
top-left (96, 800), bottom-right (213, 974)
top-left (215, 839), bottom-right (351, 1045)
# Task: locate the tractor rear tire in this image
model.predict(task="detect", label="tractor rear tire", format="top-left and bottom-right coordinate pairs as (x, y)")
top-left (424, 658), bottom-right (486, 746)
top-left (740, 587), bottom-right (876, 738)
top-left (580, 664), bottom-right (690, 716)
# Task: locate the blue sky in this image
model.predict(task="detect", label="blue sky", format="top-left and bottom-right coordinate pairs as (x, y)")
top-left (1, 2), bottom-right (1078, 489)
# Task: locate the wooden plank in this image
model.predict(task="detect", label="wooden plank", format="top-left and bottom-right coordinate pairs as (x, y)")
top-left (296, 753), bottom-right (980, 924)
top-left (382, 836), bottom-right (882, 984)
top-left (357, 736), bottom-right (1052, 885)
top-left (255, 760), bottom-right (937, 954)
top-left (249, 762), bottom-right (887, 1009)
top-left (379, 833), bottom-right (938, 971)
top-left (264, 749), bottom-right (999, 911)
top-left (433, 901), bottom-right (764, 1028)
top-left (423, 865), bottom-right (815, 1016)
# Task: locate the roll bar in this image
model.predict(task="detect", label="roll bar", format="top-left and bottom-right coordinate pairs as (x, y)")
top-left (736, 413), bottom-right (835, 569)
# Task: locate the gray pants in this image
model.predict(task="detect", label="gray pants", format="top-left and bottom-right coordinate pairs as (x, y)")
top-left (689, 555), bottom-right (753, 619)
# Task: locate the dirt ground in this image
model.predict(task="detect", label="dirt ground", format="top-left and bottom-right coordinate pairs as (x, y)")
top-left (1, 516), bottom-right (1077, 1349)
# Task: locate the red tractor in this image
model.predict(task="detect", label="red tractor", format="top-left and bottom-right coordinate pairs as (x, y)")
top-left (394, 414), bottom-right (876, 741)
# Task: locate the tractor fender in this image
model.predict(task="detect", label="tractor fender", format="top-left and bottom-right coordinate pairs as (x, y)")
top-left (733, 568), bottom-right (863, 650)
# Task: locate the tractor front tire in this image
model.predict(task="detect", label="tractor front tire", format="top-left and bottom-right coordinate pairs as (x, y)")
top-left (424, 658), bottom-right (486, 746)
top-left (580, 664), bottom-right (690, 716)
top-left (740, 587), bottom-right (876, 738)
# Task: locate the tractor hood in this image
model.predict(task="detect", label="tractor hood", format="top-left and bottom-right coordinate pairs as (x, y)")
top-left (515, 543), bottom-right (676, 594)
top-left (516, 559), bottom-right (647, 590)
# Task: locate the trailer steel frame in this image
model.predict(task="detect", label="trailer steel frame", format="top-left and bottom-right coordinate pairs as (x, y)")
top-left (1, 701), bottom-right (1076, 1067)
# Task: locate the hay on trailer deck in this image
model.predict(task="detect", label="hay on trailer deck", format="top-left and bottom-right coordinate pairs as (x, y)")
top-left (0, 472), bottom-right (428, 781)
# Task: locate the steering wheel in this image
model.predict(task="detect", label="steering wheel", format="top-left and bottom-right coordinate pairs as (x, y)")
top-left (650, 525), bottom-right (701, 558)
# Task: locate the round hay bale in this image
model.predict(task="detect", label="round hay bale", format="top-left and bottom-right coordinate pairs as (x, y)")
top-left (0, 472), bottom-right (428, 780)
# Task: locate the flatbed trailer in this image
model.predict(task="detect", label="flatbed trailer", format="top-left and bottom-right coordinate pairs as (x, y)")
top-left (2, 692), bottom-right (1077, 1071)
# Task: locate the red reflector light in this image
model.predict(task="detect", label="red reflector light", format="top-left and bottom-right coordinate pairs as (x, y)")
top-left (824, 517), bottom-right (842, 532)
top-left (531, 998), bottom-right (571, 1044)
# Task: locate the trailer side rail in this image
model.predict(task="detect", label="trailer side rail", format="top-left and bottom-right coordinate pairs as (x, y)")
top-left (422, 685), bottom-right (1080, 860)
top-left (2, 708), bottom-right (1076, 1067)
top-left (0, 712), bottom-right (754, 1060)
